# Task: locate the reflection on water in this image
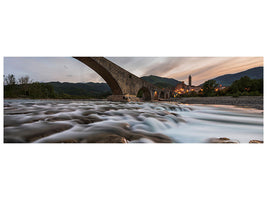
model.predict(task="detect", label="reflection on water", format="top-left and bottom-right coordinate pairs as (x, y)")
top-left (4, 99), bottom-right (263, 143)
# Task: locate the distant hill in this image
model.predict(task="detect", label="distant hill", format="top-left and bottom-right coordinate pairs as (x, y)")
top-left (211, 66), bottom-right (263, 86)
top-left (141, 75), bottom-right (182, 88)
top-left (48, 82), bottom-right (111, 98)
top-left (48, 67), bottom-right (263, 97)
top-left (47, 75), bottom-right (181, 98)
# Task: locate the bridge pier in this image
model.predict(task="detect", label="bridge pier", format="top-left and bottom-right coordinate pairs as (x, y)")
top-left (107, 91), bottom-right (171, 102)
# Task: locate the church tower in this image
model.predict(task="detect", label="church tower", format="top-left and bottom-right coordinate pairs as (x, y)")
top-left (189, 75), bottom-right (192, 86)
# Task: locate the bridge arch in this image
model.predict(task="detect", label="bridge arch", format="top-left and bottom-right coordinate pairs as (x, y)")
top-left (74, 57), bottom-right (123, 95)
top-left (165, 92), bottom-right (168, 99)
top-left (137, 87), bottom-right (152, 101)
top-left (153, 90), bottom-right (159, 100)
top-left (160, 91), bottom-right (165, 99)
top-left (73, 57), bottom-right (167, 102)
top-left (169, 91), bottom-right (173, 98)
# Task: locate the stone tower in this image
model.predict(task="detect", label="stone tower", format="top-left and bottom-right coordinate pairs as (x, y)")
top-left (189, 75), bottom-right (192, 86)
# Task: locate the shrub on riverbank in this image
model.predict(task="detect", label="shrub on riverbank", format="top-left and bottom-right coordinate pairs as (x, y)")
top-left (4, 82), bottom-right (56, 99)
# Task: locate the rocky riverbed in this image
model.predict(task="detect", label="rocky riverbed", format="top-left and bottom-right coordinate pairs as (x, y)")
top-left (177, 96), bottom-right (263, 110)
top-left (4, 99), bottom-right (263, 143)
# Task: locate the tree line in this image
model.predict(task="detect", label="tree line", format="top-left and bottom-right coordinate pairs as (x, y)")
top-left (4, 74), bottom-right (263, 99)
top-left (4, 74), bottom-right (56, 99)
top-left (4, 74), bottom-right (111, 99)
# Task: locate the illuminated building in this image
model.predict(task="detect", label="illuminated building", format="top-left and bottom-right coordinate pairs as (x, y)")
top-left (174, 75), bottom-right (202, 96)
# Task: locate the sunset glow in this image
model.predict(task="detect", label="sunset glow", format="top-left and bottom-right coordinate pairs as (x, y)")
top-left (4, 57), bottom-right (263, 85)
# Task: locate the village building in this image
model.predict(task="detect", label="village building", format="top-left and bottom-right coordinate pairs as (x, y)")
top-left (174, 75), bottom-right (202, 95)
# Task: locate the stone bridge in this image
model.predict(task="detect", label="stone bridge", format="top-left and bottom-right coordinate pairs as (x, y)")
top-left (74, 57), bottom-right (172, 101)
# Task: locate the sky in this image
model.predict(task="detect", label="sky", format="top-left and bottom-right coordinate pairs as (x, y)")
top-left (4, 57), bottom-right (263, 86)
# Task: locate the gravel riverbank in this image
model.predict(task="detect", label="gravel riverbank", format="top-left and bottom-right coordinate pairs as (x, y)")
top-left (177, 96), bottom-right (263, 110)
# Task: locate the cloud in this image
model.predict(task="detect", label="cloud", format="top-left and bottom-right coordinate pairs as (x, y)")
top-left (108, 57), bottom-right (167, 77)
top-left (4, 57), bottom-right (104, 83)
top-left (4, 57), bottom-right (263, 85)
top-left (114, 57), bottom-right (263, 85)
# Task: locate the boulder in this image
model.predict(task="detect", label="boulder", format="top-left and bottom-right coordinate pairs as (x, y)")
top-left (207, 137), bottom-right (239, 143)
top-left (249, 140), bottom-right (263, 143)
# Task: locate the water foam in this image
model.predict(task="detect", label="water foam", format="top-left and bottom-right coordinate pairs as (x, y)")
top-left (4, 100), bottom-right (263, 143)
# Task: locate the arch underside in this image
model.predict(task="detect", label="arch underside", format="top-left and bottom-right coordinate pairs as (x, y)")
top-left (74, 57), bottom-right (123, 95)
top-left (137, 87), bottom-right (151, 101)
top-left (160, 91), bottom-right (165, 99)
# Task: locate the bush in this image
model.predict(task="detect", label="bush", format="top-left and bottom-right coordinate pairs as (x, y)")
top-left (249, 91), bottom-right (261, 96)
top-left (232, 91), bottom-right (241, 98)
top-left (202, 80), bottom-right (218, 97)
top-left (241, 91), bottom-right (249, 96)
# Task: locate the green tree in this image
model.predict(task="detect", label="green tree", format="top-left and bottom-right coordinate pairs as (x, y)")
top-left (227, 76), bottom-right (263, 96)
top-left (4, 74), bottom-right (16, 85)
top-left (18, 75), bottom-right (31, 96)
top-left (202, 80), bottom-right (218, 96)
top-left (18, 75), bottom-right (31, 85)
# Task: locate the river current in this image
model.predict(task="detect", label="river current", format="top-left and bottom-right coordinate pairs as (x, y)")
top-left (4, 99), bottom-right (263, 143)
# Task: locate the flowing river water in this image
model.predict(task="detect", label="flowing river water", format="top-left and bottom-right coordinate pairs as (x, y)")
top-left (4, 99), bottom-right (263, 143)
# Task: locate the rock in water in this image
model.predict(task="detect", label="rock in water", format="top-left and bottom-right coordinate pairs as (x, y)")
top-left (207, 137), bottom-right (240, 143)
top-left (249, 140), bottom-right (263, 143)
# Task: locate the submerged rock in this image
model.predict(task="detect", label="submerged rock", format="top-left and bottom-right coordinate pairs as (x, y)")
top-left (130, 138), bottom-right (155, 143)
top-left (4, 99), bottom-right (262, 143)
top-left (4, 136), bottom-right (26, 143)
top-left (80, 134), bottom-right (128, 143)
top-left (207, 137), bottom-right (240, 143)
top-left (4, 122), bottom-right (73, 143)
top-left (80, 129), bottom-right (173, 143)
top-left (37, 126), bottom-right (173, 143)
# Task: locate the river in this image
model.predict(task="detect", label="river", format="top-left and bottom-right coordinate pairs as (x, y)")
top-left (4, 99), bottom-right (263, 143)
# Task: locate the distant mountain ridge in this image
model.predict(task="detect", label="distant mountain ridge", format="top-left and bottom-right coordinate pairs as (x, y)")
top-left (141, 75), bottom-right (182, 88)
top-left (47, 75), bottom-right (182, 97)
top-left (211, 66), bottom-right (263, 86)
top-left (47, 66), bottom-right (263, 97)
top-left (48, 82), bottom-right (111, 98)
